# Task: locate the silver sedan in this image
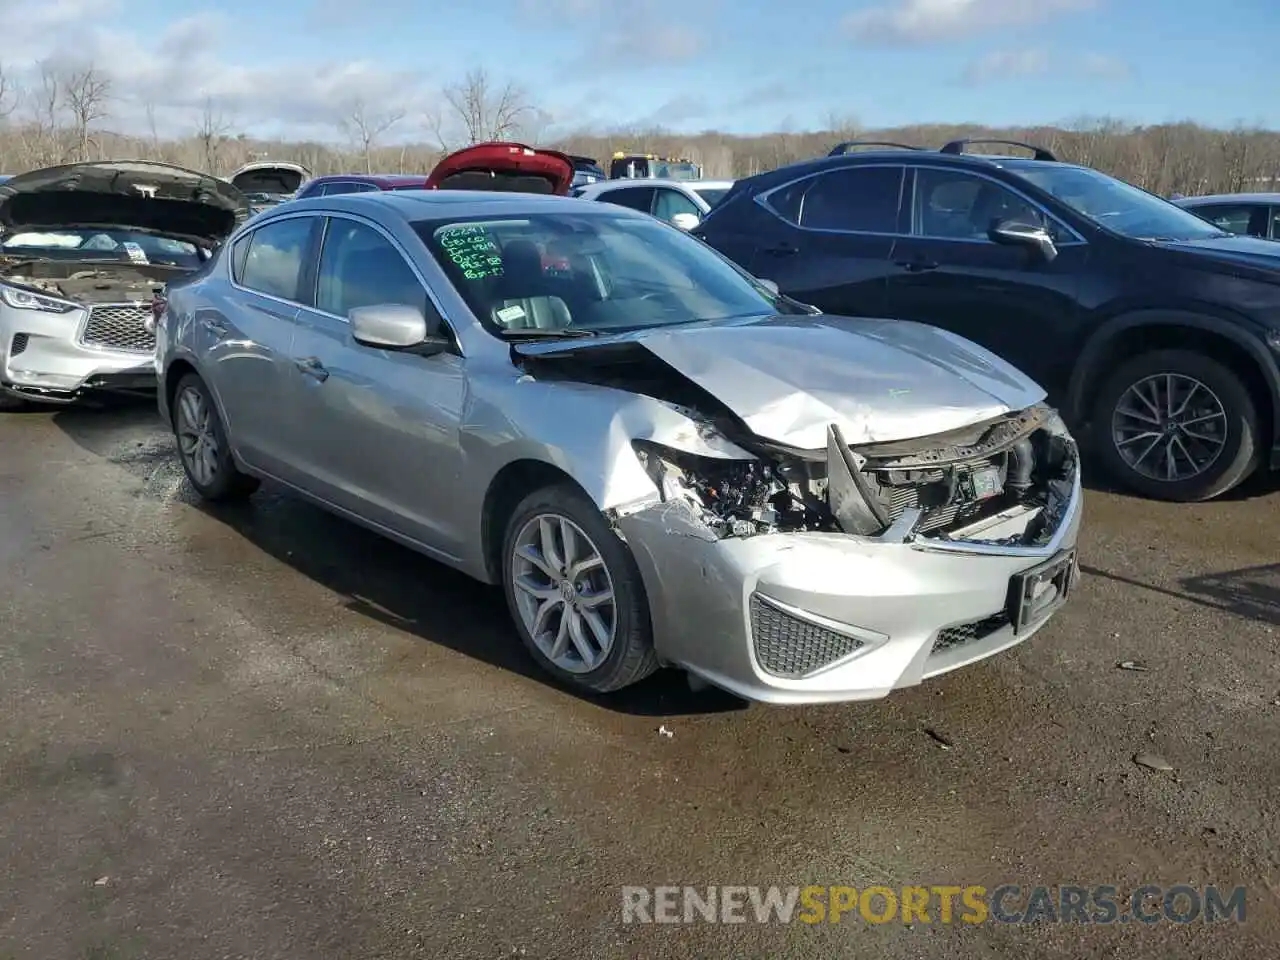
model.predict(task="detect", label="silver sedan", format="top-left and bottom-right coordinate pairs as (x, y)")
top-left (155, 189), bottom-right (1082, 704)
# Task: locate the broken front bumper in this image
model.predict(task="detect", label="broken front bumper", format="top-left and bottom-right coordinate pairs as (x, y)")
top-left (617, 472), bottom-right (1082, 705)
top-left (0, 303), bottom-right (156, 402)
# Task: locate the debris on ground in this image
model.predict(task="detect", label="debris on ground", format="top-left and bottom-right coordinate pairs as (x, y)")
top-left (93, 877), bottom-right (109, 886)
top-left (923, 728), bottom-right (953, 750)
top-left (657, 725), bottom-right (674, 738)
top-left (1117, 660), bottom-right (1149, 671)
top-left (1133, 752), bottom-right (1173, 773)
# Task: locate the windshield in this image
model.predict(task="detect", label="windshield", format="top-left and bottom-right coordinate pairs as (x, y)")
top-left (693, 187), bottom-right (729, 208)
top-left (0, 228), bottom-right (204, 266)
top-left (1011, 164), bottom-right (1228, 241)
top-left (652, 161), bottom-right (701, 181)
top-left (415, 211), bottom-right (791, 337)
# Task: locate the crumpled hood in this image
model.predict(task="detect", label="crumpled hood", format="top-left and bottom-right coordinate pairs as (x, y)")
top-left (514, 314), bottom-right (1047, 449)
top-left (0, 160), bottom-right (250, 247)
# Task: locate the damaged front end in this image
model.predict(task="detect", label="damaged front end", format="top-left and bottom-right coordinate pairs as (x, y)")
top-left (630, 402), bottom-right (1078, 549)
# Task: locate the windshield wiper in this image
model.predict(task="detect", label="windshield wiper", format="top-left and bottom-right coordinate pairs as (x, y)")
top-left (498, 328), bottom-right (598, 339)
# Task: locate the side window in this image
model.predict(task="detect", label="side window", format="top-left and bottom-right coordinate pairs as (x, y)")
top-left (652, 188), bottom-right (701, 222)
top-left (238, 217), bottom-right (315, 301)
top-left (229, 233), bottom-right (251, 283)
top-left (315, 218), bottom-right (428, 319)
top-left (1271, 207), bottom-right (1280, 240)
top-left (1192, 204), bottom-right (1261, 237)
top-left (764, 167), bottom-right (904, 233)
top-left (599, 187), bottom-right (656, 213)
top-left (913, 169), bottom-right (1058, 242)
top-left (320, 181), bottom-right (372, 196)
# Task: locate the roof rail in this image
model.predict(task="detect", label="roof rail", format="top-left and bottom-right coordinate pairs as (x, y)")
top-left (939, 139), bottom-right (1057, 162)
top-left (828, 140), bottom-right (923, 157)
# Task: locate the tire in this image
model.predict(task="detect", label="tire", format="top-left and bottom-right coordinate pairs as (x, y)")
top-left (1091, 349), bottom-right (1259, 502)
top-left (500, 482), bottom-right (658, 693)
top-left (170, 372), bottom-right (260, 501)
top-left (0, 391), bottom-right (27, 411)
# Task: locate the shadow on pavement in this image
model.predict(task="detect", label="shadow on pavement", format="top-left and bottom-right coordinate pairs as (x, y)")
top-left (52, 397), bottom-right (749, 719)
top-left (1081, 561), bottom-right (1280, 627)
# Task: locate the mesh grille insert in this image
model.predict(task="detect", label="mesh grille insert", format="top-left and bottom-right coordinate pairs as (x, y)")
top-left (750, 594), bottom-right (866, 679)
top-left (81, 304), bottom-right (155, 354)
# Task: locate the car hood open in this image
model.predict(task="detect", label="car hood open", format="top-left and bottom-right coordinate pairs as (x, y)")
top-left (512, 314), bottom-right (1048, 449)
top-left (0, 160), bottom-right (250, 247)
top-left (228, 161), bottom-right (310, 197)
top-left (426, 142), bottom-right (574, 196)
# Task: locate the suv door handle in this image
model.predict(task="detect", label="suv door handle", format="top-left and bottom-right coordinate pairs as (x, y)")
top-left (760, 242), bottom-right (799, 256)
top-left (294, 356), bottom-right (329, 382)
top-left (200, 317), bottom-right (228, 336)
top-left (894, 259), bottom-right (939, 273)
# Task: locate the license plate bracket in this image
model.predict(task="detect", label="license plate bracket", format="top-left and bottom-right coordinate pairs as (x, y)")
top-left (1009, 549), bottom-right (1076, 634)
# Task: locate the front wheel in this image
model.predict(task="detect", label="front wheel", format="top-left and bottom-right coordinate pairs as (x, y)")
top-left (171, 372), bottom-right (260, 501)
top-left (501, 483), bottom-right (658, 693)
top-left (1092, 349), bottom-right (1259, 502)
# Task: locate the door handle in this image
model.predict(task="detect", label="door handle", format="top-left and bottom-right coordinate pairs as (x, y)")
top-left (200, 317), bottom-right (228, 336)
top-left (894, 259), bottom-right (939, 273)
top-left (760, 242), bottom-right (799, 256)
top-left (294, 356), bottom-right (329, 382)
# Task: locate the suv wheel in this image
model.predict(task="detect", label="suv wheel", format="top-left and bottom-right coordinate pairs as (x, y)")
top-left (171, 372), bottom-right (260, 501)
top-left (501, 483), bottom-right (658, 693)
top-left (1092, 349), bottom-right (1259, 502)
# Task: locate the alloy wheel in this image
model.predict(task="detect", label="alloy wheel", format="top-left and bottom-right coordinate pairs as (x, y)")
top-left (1111, 372), bottom-right (1228, 483)
top-left (510, 513), bottom-right (617, 674)
top-left (175, 385), bottom-right (219, 487)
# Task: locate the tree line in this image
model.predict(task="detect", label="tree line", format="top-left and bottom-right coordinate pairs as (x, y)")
top-left (0, 61), bottom-right (1276, 198)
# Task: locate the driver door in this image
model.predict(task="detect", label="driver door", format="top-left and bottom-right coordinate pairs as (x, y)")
top-left (287, 215), bottom-right (469, 558)
top-left (885, 166), bottom-right (1087, 390)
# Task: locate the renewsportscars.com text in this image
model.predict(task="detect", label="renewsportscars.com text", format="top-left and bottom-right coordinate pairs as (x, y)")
top-left (621, 884), bottom-right (1246, 925)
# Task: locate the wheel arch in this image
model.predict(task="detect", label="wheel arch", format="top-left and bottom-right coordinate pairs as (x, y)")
top-left (479, 458), bottom-right (595, 584)
top-left (1067, 310), bottom-right (1280, 453)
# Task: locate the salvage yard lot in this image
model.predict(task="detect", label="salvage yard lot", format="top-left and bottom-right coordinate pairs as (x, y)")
top-left (2, 400), bottom-right (1278, 959)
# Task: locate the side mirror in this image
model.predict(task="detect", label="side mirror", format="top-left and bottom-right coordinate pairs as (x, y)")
top-left (670, 212), bottom-right (701, 230)
top-left (757, 278), bottom-right (780, 295)
top-left (349, 303), bottom-right (449, 355)
top-left (989, 219), bottom-right (1058, 262)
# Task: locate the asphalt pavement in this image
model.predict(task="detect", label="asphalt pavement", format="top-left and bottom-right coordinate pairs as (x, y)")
top-left (1, 398), bottom-right (1278, 960)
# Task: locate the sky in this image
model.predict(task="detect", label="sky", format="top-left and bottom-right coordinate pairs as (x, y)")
top-left (1, 0), bottom-right (1278, 143)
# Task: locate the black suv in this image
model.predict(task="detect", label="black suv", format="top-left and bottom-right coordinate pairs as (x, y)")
top-left (693, 139), bottom-right (1280, 502)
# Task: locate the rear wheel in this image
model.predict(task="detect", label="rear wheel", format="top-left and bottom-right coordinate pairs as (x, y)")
top-left (1092, 349), bottom-right (1259, 502)
top-left (501, 483), bottom-right (658, 693)
top-left (171, 373), bottom-right (259, 501)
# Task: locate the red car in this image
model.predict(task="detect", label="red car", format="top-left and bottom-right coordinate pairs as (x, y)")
top-left (293, 143), bottom-right (574, 200)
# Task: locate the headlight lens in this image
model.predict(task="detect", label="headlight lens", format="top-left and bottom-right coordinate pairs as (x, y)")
top-left (0, 284), bottom-right (77, 314)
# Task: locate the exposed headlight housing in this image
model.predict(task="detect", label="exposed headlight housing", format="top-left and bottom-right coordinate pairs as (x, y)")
top-left (0, 283), bottom-right (77, 314)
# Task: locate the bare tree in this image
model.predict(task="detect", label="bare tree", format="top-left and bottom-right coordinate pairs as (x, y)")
top-left (338, 98), bottom-right (404, 173)
top-left (196, 97), bottom-right (233, 174)
top-left (62, 64), bottom-right (111, 161)
top-left (433, 68), bottom-right (531, 148)
top-left (0, 62), bottom-right (19, 123)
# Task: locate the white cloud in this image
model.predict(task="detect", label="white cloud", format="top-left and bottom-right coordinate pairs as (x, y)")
top-left (0, 2), bottom-right (436, 140)
top-left (961, 48), bottom-right (1050, 84)
top-left (843, 0), bottom-right (1099, 45)
top-left (1080, 53), bottom-right (1131, 81)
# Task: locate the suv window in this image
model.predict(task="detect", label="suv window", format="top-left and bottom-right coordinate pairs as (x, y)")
top-left (913, 168), bottom-right (1059, 242)
top-left (238, 216), bottom-right (315, 301)
top-left (766, 167), bottom-right (904, 233)
top-left (599, 186), bottom-right (655, 213)
top-left (1190, 203), bottom-right (1264, 237)
top-left (315, 218), bottom-right (427, 318)
top-left (1272, 207), bottom-right (1280, 240)
top-left (653, 188), bottom-right (701, 222)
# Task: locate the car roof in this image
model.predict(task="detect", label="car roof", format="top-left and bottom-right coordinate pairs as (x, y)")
top-left (307, 173), bottom-right (428, 186)
top-left (745, 149), bottom-right (1086, 185)
top-left (1176, 192), bottom-right (1280, 205)
top-left (586, 177), bottom-right (733, 189)
top-left (268, 189), bottom-right (649, 223)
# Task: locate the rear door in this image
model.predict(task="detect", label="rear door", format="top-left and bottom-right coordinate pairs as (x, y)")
top-left (884, 165), bottom-right (1086, 390)
top-left (747, 164), bottom-right (906, 317)
top-left (209, 213), bottom-right (321, 476)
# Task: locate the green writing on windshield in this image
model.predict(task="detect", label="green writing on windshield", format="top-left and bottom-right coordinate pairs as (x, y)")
top-left (438, 225), bottom-right (504, 280)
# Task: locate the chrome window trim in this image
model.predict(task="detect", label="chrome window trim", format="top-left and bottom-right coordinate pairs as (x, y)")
top-left (754, 161), bottom-right (1088, 246)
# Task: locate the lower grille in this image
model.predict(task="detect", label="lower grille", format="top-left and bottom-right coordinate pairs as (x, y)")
top-left (750, 594), bottom-right (865, 678)
top-left (80, 303), bottom-right (155, 353)
top-left (10, 333), bottom-right (28, 356)
top-left (933, 611), bottom-right (1010, 653)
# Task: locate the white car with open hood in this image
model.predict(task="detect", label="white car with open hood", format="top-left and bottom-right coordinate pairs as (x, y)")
top-left (0, 160), bottom-right (249, 408)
